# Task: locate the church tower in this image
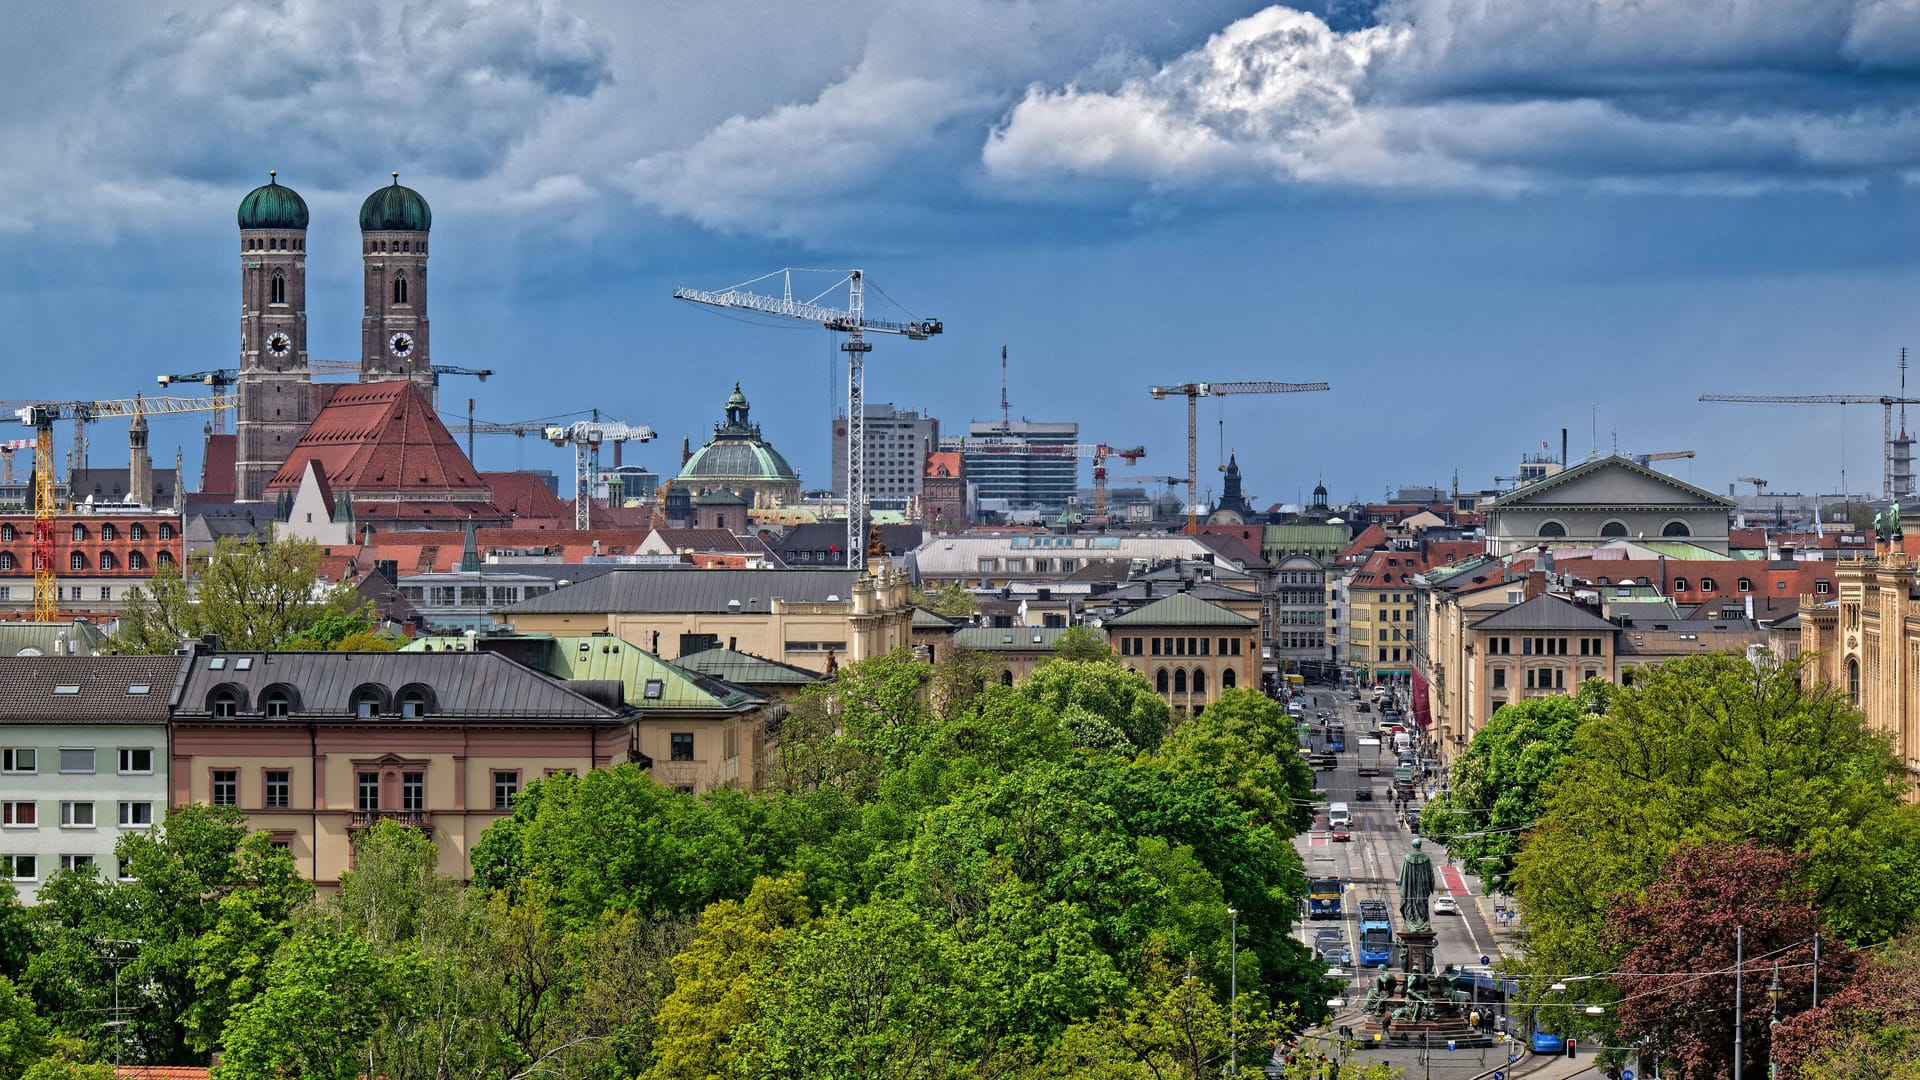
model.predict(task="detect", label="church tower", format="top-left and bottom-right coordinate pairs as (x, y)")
top-left (359, 173), bottom-right (433, 397)
top-left (235, 172), bottom-right (315, 502)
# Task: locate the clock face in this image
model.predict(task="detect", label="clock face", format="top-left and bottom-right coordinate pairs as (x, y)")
top-left (265, 333), bottom-right (292, 358)
top-left (388, 332), bottom-right (414, 358)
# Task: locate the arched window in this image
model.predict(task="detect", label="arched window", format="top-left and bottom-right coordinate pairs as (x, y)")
top-left (1173, 669), bottom-right (1188, 694)
top-left (1538, 521), bottom-right (1567, 538)
top-left (1192, 669), bottom-right (1207, 695)
top-left (262, 687), bottom-right (294, 718)
top-left (156, 550), bottom-right (173, 566)
top-left (1156, 669), bottom-right (1169, 693)
top-left (98, 551), bottom-right (116, 571)
top-left (69, 551), bottom-right (86, 571)
top-left (1848, 658), bottom-right (1861, 704)
top-left (397, 685), bottom-right (434, 719)
top-left (159, 523), bottom-right (174, 541)
top-left (207, 685), bottom-right (244, 718)
top-left (1662, 521), bottom-right (1692, 538)
top-left (130, 523), bottom-right (144, 541)
top-left (1, 525), bottom-right (11, 542)
top-left (351, 684), bottom-right (389, 719)
top-left (1222, 667), bottom-right (1236, 689)
top-left (1001, 670), bottom-right (1014, 687)
top-left (0, 553), bottom-right (9, 571)
top-left (1600, 520), bottom-right (1628, 538)
top-left (128, 551), bottom-right (144, 571)
top-left (100, 523), bottom-right (116, 541)
top-left (393, 274), bottom-right (408, 304)
top-left (270, 271), bottom-right (285, 305)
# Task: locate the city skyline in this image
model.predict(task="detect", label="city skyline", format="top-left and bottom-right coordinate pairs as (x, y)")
top-left (3, 1), bottom-right (1920, 502)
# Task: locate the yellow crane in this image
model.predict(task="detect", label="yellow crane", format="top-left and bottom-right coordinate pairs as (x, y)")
top-left (10, 394), bottom-right (236, 620)
top-left (1149, 380), bottom-right (1329, 534)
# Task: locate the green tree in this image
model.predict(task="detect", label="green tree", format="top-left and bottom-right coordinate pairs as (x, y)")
top-left (0, 976), bottom-right (51, 1080)
top-left (110, 532), bottom-right (382, 654)
top-left (646, 874), bottom-right (813, 1080)
top-left (1423, 691), bottom-right (1598, 894)
top-left (216, 929), bottom-right (423, 1080)
top-left (278, 608), bottom-right (397, 651)
top-left (1052, 627), bottom-right (1114, 662)
top-left (0, 882), bottom-right (29, 982)
top-left (1016, 660), bottom-right (1171, 754)
top-left (1514, 655), bottom-right (1920, 995)
top-left (1034, 952), bottom-right (1280, 1079)
top-left (912, 582), bottom-right (980, 618)
top-left (1158, 687), bottom-right (1315, 831)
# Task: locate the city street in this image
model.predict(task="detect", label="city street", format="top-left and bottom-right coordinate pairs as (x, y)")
top-left (1285, 686), bottom-right (1565, 1080)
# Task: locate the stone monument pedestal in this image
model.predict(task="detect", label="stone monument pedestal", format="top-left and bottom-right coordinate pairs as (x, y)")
top-left (1398, 927), bottom-right (1437, 976)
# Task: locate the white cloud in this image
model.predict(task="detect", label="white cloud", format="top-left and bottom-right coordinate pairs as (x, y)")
top-left (984, 0), bottom-right (1920, 194)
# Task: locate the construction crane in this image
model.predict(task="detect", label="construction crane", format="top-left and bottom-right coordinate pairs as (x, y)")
top-left (1, 393), bottom-right (239, 477)
top-left (544, 419), bottom-right (656, 529)
top-left (10, 394), bottom-right (234, 620)
top-left (1736, 476), bottom-right (1769, 496)
top-left (1700, 392), bottom-right (1920, 499)
top-left (1633, 450), bottom-right (1695, 466)
top-left (0, 440), bottom-right (33, 484)
top-left (941, 439), bottom-right (1145, 524)
top-left (160, 362), bottom-right (492, 416)
top-left (1149, 380), bottom-right (1330, 534)
top-left (674, 268), bottom-right (943, 570)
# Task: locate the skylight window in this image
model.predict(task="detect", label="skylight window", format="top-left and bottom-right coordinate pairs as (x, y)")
top-left (52, 686), bottom-right (79, 695)
top-left (235, 658), bottom-right (253, 670)
top-left (126, 685), bottom-right (150, 695)
top-left (209, 658), bottom-right (227, 670)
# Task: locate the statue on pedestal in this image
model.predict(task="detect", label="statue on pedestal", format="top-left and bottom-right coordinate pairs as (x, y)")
top-left (1398, 837), bottom-right (1437, 932)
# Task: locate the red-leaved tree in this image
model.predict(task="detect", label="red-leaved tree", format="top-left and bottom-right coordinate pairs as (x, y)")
top-left (1771, 929), bottom-right (1918, 1075)
top-left (1604, 841), bottom-right (1847, 1080)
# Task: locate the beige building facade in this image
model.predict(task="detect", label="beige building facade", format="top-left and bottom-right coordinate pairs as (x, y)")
top-left (1110, 592), bottom-right (1260, 714)
top-left (1801, 556), bottom-right (1920, 789)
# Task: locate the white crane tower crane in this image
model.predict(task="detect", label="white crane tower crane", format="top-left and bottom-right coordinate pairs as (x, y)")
top-left (674, 269), bottom-right (943, 570)
top-left (545, 419), bottom-right (655, 530)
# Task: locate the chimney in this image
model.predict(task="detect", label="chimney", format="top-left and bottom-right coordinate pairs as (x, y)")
top-left (1561, 428), bottom-right (1568, 468)
top-left (1525, 570), bottom-right (1547, 599)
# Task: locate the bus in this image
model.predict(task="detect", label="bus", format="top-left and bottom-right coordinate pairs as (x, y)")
top-left (1327, 724), bottom-right (1346, 752)
top-left (1308, 877), bottom-right (1343, 919)
top-left (1357, 899), bottom-right (1393, 967)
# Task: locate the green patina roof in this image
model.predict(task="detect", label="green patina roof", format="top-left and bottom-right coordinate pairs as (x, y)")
top-left (360, 175), bottom-right (432, 232)
top-left (238, 175), bottom-right (309, 230)
top-left (953, 626), bottom-right (1100, 652)
top-left (1107, 591), bottom-right (1256, 628)
top-left (404, 633), bottom-right (756, 711)
top-left (1634, 542), bottom-right (1734, 561)
top-left (677, 646), bottom-right (823, 686)
top-left (0, 620), bottom-right (106, 657)
top-left (679, 439), bottom-right (798, 483)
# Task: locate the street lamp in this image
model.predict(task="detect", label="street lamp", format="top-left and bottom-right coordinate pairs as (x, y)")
top-left (1768, 962), bottom-right (1784, 1080)
top-left (1228, 906), bottom-right (1239, 1077)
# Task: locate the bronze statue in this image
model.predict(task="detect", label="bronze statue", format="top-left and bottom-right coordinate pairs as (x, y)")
top-left (1397, 837), bottom-right (1437, 931)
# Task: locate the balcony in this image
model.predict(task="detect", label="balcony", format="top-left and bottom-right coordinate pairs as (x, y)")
top-left (347, 809), bottom-right (432, 834)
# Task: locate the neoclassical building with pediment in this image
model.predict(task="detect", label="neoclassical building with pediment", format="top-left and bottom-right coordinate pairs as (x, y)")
top-left (1481, 456), bottom-right (1736, 557)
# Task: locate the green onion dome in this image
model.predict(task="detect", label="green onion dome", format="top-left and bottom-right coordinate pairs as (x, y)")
top-left (237, 172), bottom-right (309, 230)
top-left (359, 172), bottom-right (431, 232)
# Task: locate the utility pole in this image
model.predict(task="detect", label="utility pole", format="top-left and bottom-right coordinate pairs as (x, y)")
top-left (1734, 925), bottom-right (1745, 1080)
top-left (1228, 905), bottom-right (1238, 1076)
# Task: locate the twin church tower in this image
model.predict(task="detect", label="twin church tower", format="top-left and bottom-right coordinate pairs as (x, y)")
top-left (232, 172), bottom-right (434, 501)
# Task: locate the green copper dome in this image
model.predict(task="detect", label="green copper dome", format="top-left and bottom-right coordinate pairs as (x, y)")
top-left (677, 383), bottom-right (799, 484)
top-left (237, 173), bottom-right (309, 230)
top-left (359, 173), bottom-right (432, 232)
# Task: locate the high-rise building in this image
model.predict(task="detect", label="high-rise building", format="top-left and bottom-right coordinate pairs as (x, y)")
top-left (831, 403), bottom-right (939, 508)
top-left (962, 420), bottom-right (1079, 510)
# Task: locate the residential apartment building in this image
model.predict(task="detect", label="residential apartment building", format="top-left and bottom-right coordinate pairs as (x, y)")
top-left (169, 648), bottom-right (629, 885)
top-left (1271, 554), bottom-right (1330, 674)
top-left (0, 656), bottom-right (185, 901)
top-left (1110, 592), bottom-right (1259, 715)
top-left (832, 403), bottom-right (940, 508)
top-left (501, 566), bottom-right (915, 674)
top-left (1344, 541), bottom-right (1482, 683)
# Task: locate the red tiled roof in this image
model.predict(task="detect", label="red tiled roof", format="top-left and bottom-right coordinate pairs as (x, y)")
top-left (1351, 542), bottom-right (1482, 588)
top-left (264, 382), bottom-right (493, 502)
top-left (481, 471), bottom-right (571, 522)
top-left (1338, 523), bottom-right (1389, 562)
top-left (1729, 527), bottom-right (1768, 549)
top-left (925, 451), bottom-right (963, 478)
top-left (115, 1067), bottom-right (212, 1079)
top-left (199, 433), bottom-right (236, 497)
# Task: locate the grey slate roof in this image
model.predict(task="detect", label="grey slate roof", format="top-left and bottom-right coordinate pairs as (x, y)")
top-left (0, 656), bottom-right (188, 724)
top-left (912, 607), bottom-right (962, 631)
top-left (677, 646), bottom-right (825, 686)
top-left (1472, 594), bottom-right (1618, 632)
top-left (1106, 591), bottom-right (1256, 628)
top-left (505, 569), bottom-right (861, 615)
top-left (954, 626), bottom-right (1100, 652)
top-left (1093, 581), bottom-right (1256, 605)
top-left (175, 650), bottom-right (623, 720)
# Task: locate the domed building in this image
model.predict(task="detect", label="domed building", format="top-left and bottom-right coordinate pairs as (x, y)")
top-left (673, 383), bottom-right (801, 511)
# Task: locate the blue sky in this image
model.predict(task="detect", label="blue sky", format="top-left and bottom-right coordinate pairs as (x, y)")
top-left (5, 0), bottom-right (1920, 508)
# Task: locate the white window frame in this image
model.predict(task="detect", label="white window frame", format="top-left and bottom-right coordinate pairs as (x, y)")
top-left (1, 801), bottom-right (36, 828)
top-left (118, 801), bottom-right (153, 829)
top-left (0, 747), bottom-right (34, 774)
top-left (118, 747), bottom-right (154, 775)
top-left (4, 854), bottom-right (36, 881)
top-left (60, 801), bottom-right (94, 828)
top-left (60, 854), bottom-right (94, 873)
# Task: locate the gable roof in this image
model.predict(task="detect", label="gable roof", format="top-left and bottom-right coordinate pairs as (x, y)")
top-left (1472, 593), bottom-right (1618, 633)
top-left (954, 626), bottom-right (1100, 651)
top-left (678, 646), bottom-right (826, 686)
top-left (1106, 590), bottom-right (1256, 628)
top-left (544, 636), bottom-right (760, 711)
top-left (1484, 454), bottom-right (1735, 509)
top-left (506, 568), bottom-right (862, 615)
top-left (0, 656), bottom-right (189, 723)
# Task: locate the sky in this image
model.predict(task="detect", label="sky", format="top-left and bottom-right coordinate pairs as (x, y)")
top-left (5, 0), bottom-right (1920, 509)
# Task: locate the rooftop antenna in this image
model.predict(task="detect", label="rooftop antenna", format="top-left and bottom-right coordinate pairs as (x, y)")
top-left (1590, 404), bottom-right (1598, 460)
top-left (1903, 346), bottom-right (1910, 439)
top-left (1000, 345), bottom-right (1009, 431)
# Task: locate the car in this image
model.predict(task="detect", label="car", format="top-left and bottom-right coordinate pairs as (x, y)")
top-left (1355, 787), bottom-right (1373, 801)
top-left (1434, 894), bottom-right (1459, 916)
top-left (1357, 702), bottom-right (1371, 712)
top-left (1331, 824), bottom-right (1352, 842)
top-left (1313, 929), bottom-right (1352, 965)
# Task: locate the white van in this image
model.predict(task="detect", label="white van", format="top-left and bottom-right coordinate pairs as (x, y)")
top-left (1328, 802), bottom-right (1351, 827)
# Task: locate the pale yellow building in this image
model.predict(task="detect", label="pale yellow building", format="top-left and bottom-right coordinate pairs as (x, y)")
top-left (1801, 556), bottom-right (1920, 790)
top-left (1110, 592), bottom-right (1260, 714)
top-left (500, 566), bottom-right (914, 674)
